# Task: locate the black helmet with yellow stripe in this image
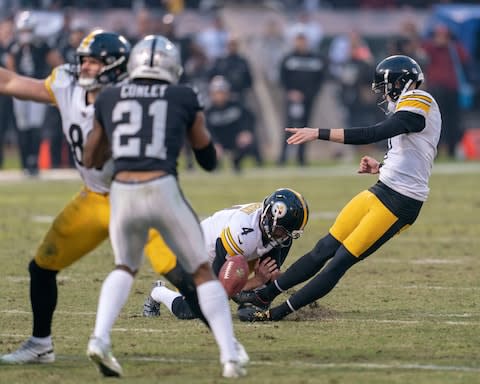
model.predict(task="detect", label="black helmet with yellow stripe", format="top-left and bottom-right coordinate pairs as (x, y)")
top-left (260, 188), bottom-right (309, 247)
top-left (372, 55), bottom-right (424, 105)
top-left (76, 29), bottom-right (131, 90)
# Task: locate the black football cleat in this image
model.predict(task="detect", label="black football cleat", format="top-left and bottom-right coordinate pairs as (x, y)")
top-left (237, 305), bottom-right (272, 322)
top-left (232, 290), bottom-right (271, 310)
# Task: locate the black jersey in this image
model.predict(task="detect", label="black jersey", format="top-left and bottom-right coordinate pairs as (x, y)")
top-left (94, 80), bottom-right (203, 177)
top-left (205, 100), bottom-right (252, 150)
top-left (8, 40), bottom-right (52, 78)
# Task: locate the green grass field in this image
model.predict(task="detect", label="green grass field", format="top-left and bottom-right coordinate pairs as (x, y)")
top-left (0, 163), bottom-right (479, 384)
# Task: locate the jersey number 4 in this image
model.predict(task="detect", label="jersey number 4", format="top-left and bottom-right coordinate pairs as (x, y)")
top-left (112, 99), bottom-right (168, 159)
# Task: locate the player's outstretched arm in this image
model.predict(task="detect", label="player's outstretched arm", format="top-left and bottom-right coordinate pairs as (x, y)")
top-left (286, 127), bottom-right (345, 144)
top-left (0, 67), bottom-right (52, 103)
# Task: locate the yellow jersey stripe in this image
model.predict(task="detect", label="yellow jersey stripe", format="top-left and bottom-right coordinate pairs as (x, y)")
top-left (285, 188), bottom-right (308, 230)
top-left (44, 68), bottom-right (58, 106)
top-left (397, 99), bottom-right (430, 113)
top-left (220, 229), bottom-right (237, 256)
top-left (399, 94), bottom-right (432, 104)
top-left (220, 228), bottom-right (243, 256)
top-left (225, 227), bottom-right (243, 255)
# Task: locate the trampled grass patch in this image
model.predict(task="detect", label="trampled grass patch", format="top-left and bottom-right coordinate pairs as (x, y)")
top-left (0, 164), bottom-right (479, 383)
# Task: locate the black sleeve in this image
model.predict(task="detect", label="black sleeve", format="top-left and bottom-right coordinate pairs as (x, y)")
top-left (343, 111), bottom-right (426, 145)
top-left (193, 141), bottom-right (217, 171)
top-left (211, 237), bottom-right (229, 276)
top-left (261, 242), bottom-right (292, 269)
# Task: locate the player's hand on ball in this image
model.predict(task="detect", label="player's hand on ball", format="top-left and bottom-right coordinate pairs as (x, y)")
top-left (254, 257), bottom-right (279, 284)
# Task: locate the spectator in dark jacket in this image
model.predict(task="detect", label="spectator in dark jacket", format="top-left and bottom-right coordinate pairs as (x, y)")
top-left (422, 24), bottom-right (470, 158)
top-left (6, 11), bottom-right (63, 175)
top-left (278, 33), bottom-right (325, 166)
top-left (206, 76), bottom-right (262, 173)
top-left (0, 17), bottom-right (15, 169)
top-left (208, 36), bottom-right (253, 103)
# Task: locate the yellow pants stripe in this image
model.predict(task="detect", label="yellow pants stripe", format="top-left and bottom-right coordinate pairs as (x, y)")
top-left (329, 190), bottom-right (397, 257)
top-left (35, 187), bottom-right (177, 274)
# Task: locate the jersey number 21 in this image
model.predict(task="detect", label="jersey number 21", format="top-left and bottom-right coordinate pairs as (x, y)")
top-left (112, 99), bottom-right (168, 159)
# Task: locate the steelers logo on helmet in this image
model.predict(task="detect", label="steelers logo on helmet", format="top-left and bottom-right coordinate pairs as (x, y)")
top-left (271, 201), bottom-right (287, 218)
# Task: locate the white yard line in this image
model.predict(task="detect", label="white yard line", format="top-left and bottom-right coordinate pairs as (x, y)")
top-left (2, 309), bottom-right (479, 324)
top-left (1, 162), bottom-right (479, 183)
top-left (1, 309), bottom-right (96, 315)
top-left (0, 344), bottom-right (475, 373)
top-left (49, 354), bottom-right (480, 373)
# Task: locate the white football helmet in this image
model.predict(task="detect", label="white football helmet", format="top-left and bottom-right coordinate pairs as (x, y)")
top-left (15, 11), bottom-right (36, 32)
top-left (127, 35), bottom-right (183, 84)
top-left (15, 11), bottom-right (36, 45)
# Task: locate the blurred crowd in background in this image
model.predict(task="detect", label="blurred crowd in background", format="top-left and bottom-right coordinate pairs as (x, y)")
top-left (0, 0), bottom-right (479, 175)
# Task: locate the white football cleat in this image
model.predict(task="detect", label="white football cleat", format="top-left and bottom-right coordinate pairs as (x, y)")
top-left (0, 337), bottom-right (54, 364)
top-left (87, 337), bottom-right (123, 377)
top-left (222, 360), bottom-right (247, 378)
top-left (234, 339), bottom-right (249, 366)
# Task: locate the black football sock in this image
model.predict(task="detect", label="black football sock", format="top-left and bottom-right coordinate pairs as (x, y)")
top-left (171, 297), bottom-right (197, 320)
top-left (269, 302), bottom-right (293, 321)
top-left (29, 260), bottom-right (58, 338)
top-left (165, 264), bottom-right (209, 327)
top-left (258, 234), bottom-right (340, 302)
top-left (288, 247), bottom-right (358, 313)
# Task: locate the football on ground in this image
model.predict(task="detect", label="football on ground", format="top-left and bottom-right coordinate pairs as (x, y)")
top-left (218, 255), bottom-right (249, 297)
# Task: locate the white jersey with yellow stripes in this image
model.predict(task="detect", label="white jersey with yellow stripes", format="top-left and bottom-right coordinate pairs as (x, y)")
top-left (45, 64), bottom-right (113, 193)
top-left (379, 89), bottom-right (441, 202)
top-left (200, 202), bottom-right (276, 264)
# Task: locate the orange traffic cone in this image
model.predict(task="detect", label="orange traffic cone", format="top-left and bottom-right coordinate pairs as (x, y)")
top-left (462, 129), bottom-right (480, 160)
top-left (38, 139), bottom-right (51, 170)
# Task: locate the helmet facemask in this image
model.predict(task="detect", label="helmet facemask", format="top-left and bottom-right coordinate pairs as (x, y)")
top-left (371, 55), bottom-right (424, 115)
top-left (260, 191), bottom-right (307, 248)
top-left (77, 54), bottom-right (129, 91)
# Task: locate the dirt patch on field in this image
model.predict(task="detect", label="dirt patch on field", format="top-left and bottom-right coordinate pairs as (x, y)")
top-left (283, 288), bottom-right (338, 321)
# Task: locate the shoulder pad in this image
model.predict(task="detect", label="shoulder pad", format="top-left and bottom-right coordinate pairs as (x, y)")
top-left (44, 64), bottom-right (76, 105)
top-left (395, 89), bottom-right (433, 116)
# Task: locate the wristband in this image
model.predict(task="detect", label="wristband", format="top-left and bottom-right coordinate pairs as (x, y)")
top-left (317, 128), bottom-right (330, 141)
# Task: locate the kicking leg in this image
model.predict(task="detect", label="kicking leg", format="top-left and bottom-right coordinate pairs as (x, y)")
top-left (237, 234), bottom-right (340, 308)
top-left (269, 246), bottom-right (358, 320)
